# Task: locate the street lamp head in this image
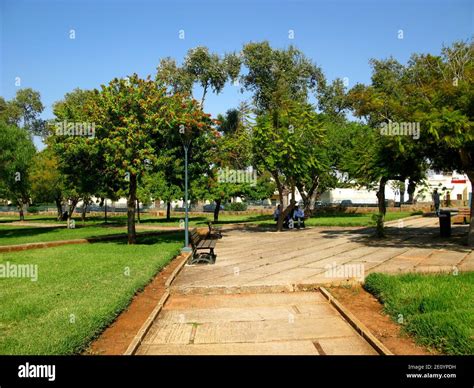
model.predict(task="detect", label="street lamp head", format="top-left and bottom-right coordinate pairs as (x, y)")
top-left (178, 124), bottom-right (192, 149)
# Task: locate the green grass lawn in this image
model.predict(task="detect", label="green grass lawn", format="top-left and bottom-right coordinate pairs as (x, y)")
top-left (364, 272), bottom-right (474, 355)
top-left (1, 210), bottom-right (420, 228)
top-left (0, 224), bottom-right (161, 246)
top-left (0, 211), bottom-right (420, 247)
top-left (0, 233), bottom-right (182, 355)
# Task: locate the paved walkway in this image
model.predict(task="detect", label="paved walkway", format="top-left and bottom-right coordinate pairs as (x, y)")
top-left (136, 292), bottom-right (377, 355)
top-left (136, 216), bottom-right (472, 355)
top-left (172, 216), bottom-right (472, 293)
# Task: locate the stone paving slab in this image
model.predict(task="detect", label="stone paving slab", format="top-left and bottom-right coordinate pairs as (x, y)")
top-left (136, 341), bottom-right (320, 355)
top-left (138, 292), bottom-right (377, 355)
top-left (459, 251), bottom-right (474, 271)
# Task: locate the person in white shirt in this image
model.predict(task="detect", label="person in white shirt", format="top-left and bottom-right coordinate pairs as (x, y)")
top-left (293, 206), bottom-right (305, 228)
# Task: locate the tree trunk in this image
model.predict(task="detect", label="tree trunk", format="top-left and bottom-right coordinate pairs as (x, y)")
top-left (466, 172), bottom-right (474, 247)
top-left (55, 197), bottom-right (63, 221)
top-left (104, 199), bottom-right (107, 224)
top-left (399, 182), bottom-right (405, 204)
top-left (136, 199), bottom-right (140, 224)
top-left (407, 179), bottom-right (416, 204)
top-left (81, 201), bottom-right (87, 223)
top-left (127, 174), bottom-right (137, 244)
top-left (166, 201), bottom-right (171, 221)
top-left (201, 84), bottom-right (208, 108)
top-left (275, 175), bottom-right (285, 231)
top-left (277, 188), bottom-right (296, 231)
top-left (18, 202), bottom-right (24, 221)
top-left (67, 198), bottom-right (79, 225)
top-left (297, 178), bottom-right (319, 216)
top-left (213, 199), bottom-right (221, 223)
top-left (376, 177), bottom-right (388, 216)
top-left (374, 177), bottom-right (388, 238)
top-left (459, 149), bottom-right (473, 246)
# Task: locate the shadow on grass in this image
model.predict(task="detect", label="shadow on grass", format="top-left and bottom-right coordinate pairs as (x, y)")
top-left (0, 226), bottom-right (67, 242)
top-left (94, 231), bottom-right (183, 245)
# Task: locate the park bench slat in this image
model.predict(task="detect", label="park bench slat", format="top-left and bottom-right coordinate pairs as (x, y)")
top-left (189, 227), bottom-right (217, 264)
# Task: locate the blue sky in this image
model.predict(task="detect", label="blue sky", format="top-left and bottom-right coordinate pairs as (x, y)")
top-left (1, 0), bottom-right (472, 133)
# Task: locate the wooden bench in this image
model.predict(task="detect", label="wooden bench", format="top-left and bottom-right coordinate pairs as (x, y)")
top-left (188, 228), bottom-right (217, 264)
top-left (452, 207), bottom-right (471, 224)
top-left (207, 221), bottom-right (222, 239)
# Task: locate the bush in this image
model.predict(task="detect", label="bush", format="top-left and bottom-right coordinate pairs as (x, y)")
top-left (225, 202), bottom-right (247, 211)
top-left (27, 206), bottom-right (40, 213)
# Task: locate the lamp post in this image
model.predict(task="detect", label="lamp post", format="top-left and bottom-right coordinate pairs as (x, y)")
top-left (181, 135), bottom-right (192, 253)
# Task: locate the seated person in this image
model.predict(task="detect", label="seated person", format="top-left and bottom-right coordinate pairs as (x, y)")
top-left (273, 204), bottom-right (281, 222)
top-left (293, 206), bottom-right (305, 228)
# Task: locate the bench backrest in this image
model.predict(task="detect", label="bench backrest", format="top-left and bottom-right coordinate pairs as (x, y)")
top-left (190, 228), bottom-right (201, 248)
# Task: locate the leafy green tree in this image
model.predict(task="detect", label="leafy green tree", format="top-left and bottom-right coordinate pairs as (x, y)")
top-left (241, 41), bottom-right (325, 114)
top-left (195, 107), bottom-right (273, 222)
top-left (7, 88), bottom-right (45, 136)
top-left (0, 122), bottom-right (36, 220)
top-left (90, 74), bottom-right (213, 244)
top-left (347, 57), bottom-right (429, 234)
top-left (49, 88), bottom-right (102, 223)
top-left (405, 39), bottom-right (474, 244)
top-left (30, 149), bottom-right (64, 220)
top-left (156, 47), bottom-right (241, 107)
top-left (253, 100), bottom-right (325, 231)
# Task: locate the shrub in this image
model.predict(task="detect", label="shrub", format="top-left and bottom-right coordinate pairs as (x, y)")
top-left (225, 202), bottom-right (247, 211)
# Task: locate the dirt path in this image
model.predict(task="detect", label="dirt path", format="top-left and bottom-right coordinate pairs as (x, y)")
top-left (328, 285), bottom-right (434, 355)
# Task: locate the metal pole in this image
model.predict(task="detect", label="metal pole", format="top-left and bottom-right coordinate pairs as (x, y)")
top-left (182, 144), bottom-right (191, 253)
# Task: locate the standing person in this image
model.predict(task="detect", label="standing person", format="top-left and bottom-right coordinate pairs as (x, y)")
top-left (432, 188), bottom-right (441, 216)
top-left (294, 205), bottom-right (305, 229)
top-left (273, 204), bottom-right (281, 222)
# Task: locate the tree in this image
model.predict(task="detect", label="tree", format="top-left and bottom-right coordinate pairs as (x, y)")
top-left (347, 57), bottom-right (429, 234)
top-left (7, 88), bottom-right (45, 136)
top-left (405, 39), bottom-right (474, 244)
top-left (90, 74), bottom-right (213, 244)
top-left (317, 78), bottom-right (351, 119)
top-left (0, 122), bottom-right (36, 220)
top-left (195, 107), bottom-right (273, 223)
top-left (241, 42), bottom-right (329, 226)
top-left (241, 41), bottom-right (325, 114)
top-left (30, 149), bottom-right (64, 220)
top-left (156, 47), bottom-right (241, 108)
top-left (253, 100), bottom-right (325, 231)
top-left (49, 88), bottom-right (102, 224)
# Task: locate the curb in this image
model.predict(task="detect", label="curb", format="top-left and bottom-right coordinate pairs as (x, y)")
top-left (123, 291), bottom-right (170, 355)
top-left (171, 279), bottom-right (363, 295)
top-left (319, 286), bottom-right (393, 356)
top-left (124, 252), bottom-right (191, 355)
